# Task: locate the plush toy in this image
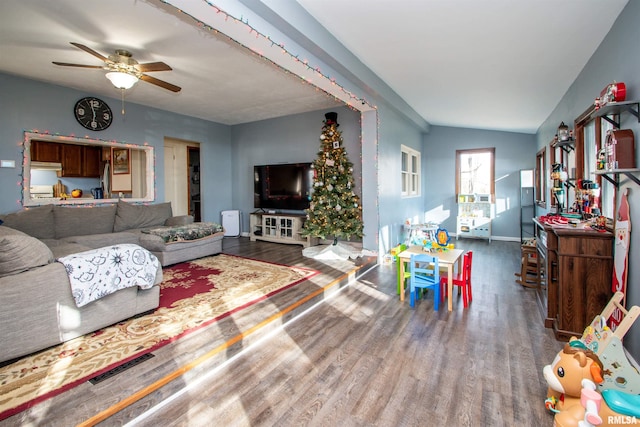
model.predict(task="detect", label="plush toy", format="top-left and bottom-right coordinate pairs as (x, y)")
top-left (544, 341), bottom-right (640, 426)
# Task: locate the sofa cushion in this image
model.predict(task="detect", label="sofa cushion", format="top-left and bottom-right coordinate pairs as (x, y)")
top-left (164, 215), bottom-right (194, 227)
top-left (141, 222), bottom-right (224, 244)
top-left (0, 227), bottom-right (54, 278)
top-left (0, 204), bottom-right (55, 239)
top-left (44, 240), bottom-right (93, 259)
top-left (114, 201), bottom-right (172, 232)
top-left (54, 205), bottom-right (117, 239)
top-left (61, 231), bottom-right (141, 249)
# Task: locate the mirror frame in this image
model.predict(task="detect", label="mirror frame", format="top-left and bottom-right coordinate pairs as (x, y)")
top-left (22, 131), bottom-right (155, 207)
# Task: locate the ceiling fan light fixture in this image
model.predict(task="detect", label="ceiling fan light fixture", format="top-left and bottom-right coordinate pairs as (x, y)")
top-left (106, 71), bottom-right (138, 89)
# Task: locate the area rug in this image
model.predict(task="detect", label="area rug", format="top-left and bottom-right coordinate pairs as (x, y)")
top-left (0, 254), bottom-right (318, 421)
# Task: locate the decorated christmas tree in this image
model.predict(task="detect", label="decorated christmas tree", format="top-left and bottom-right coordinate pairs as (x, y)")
top-left (302, 112), bottom-right (364, 244)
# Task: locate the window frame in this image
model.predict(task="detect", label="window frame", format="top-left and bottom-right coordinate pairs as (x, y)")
top-left (535, 146), bottom-right (547, 208)
top-left (401, 145), bottom-right (421, 198)
top-left (455, 147), bottom-right (495, 202)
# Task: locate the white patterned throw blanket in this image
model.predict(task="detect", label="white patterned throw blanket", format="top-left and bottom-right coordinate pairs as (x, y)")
top-left (58, 244), bottom-right (159, 307)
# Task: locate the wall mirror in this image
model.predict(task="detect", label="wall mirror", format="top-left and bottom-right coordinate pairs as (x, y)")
top-left (23, 132), bottom-right (155, 207)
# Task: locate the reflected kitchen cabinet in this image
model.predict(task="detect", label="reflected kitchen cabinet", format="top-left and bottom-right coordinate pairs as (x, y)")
top-left (84, 146), bottom-right (101, 177)
top-left (31, 140), bottom-right (61, 162)
top-left (59, 144), bottom-right (101, 177)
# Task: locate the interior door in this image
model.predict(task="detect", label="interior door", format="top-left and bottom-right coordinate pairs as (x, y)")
top-left (163, 143), bottom-right (180, 215)
top-left (164, 138), bottom-right (200, 217)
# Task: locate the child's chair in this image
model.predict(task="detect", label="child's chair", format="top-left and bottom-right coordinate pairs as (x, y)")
top-left (515, 242), bottom-right (540, 288)
top-left (440, 251), bottom-right (473, 308)
top-left (408, 253), bottom-right (440, 310)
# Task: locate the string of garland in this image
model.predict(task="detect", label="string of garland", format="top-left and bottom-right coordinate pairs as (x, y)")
top-left (159, 0), bottom-right (371, 110)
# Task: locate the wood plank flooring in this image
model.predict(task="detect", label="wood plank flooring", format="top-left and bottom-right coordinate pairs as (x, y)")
top-left (2, 238), bottom-right (563, 427)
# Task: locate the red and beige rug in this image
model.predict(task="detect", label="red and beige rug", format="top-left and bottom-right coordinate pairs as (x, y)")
top-left (0, 254), bottom-right (318, 420)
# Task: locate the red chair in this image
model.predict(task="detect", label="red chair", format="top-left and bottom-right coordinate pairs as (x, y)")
top-left (440, 251), bottom-right (473, 308)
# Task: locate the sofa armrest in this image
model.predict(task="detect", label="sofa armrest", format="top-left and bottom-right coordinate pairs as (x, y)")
top-left (164, 215), bottom-right (194, 226)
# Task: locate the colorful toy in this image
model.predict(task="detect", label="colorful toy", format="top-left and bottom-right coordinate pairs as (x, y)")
top-left (434, 228), bottom-right (450, 247)
top-left (595, 81), bottom-right (626, 109)
top-left (543, 292), bottom-right (640, 426)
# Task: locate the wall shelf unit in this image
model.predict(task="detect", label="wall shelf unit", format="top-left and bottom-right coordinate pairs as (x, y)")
top-left (591, 100), bottom-right (640, 128)
top-left (552, 138), bottom-right (575, 154)
top-left (594, 168), bottom-right (640, 187)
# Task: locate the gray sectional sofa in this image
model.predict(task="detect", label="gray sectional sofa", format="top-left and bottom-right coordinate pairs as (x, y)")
top-left (0, 201), bottom-right (224, 363)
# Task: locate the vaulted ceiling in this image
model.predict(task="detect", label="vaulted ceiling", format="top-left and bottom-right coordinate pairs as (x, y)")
top-left (0, 0), bottom-right (629, 133)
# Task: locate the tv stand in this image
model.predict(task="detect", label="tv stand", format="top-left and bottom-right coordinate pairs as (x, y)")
top-left (249, 212), bottom-right (318, 247)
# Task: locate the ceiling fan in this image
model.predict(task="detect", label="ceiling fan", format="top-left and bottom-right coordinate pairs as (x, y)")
top-left (53, 42), bottom-right (181, 93)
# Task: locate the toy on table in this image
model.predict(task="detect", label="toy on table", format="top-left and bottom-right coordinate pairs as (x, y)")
top-left (421, 228), bottom-right (454, 252)
top-left (405, 221), bottom-right (439, 246)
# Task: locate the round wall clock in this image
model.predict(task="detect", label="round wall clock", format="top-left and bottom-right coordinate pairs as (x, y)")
top-left (74, 97), bottom-right (113, 131)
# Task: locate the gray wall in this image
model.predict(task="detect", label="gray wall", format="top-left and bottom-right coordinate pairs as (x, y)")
top-left (424, 126), bottom-right (537, 240)
top-left (536, 0), bottom-right (640, 358)
top-left (376, 106), bottom-right (426, 253)
top-left (230, 106), bottom-right (361, 234)
top-left (0, 73), bottom-right (232, 220)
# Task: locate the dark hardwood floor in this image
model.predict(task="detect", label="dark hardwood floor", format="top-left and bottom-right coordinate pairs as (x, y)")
top-left (3, 238), bottom-right (563, 427)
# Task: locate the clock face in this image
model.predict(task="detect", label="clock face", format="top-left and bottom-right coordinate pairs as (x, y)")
top-left (74, 97), bottom-right (113, 131)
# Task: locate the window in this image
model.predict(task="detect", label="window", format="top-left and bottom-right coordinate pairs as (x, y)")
top-left (401, 145), bottom-right (421, 197)
top-left (535, 147), bottom-right (546, 208)
top-left (599, 121), bottom-right (615, 218)
top-left (575, 104), bottom-right (616, 219)
top-left (582, 117), bottom-right (615, 218)
top-left (455, 148), bottom-right (495, 199)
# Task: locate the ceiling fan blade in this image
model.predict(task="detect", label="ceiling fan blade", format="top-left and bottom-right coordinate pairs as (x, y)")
top-left (52, 62), bottom-right (104, 69)
top-left (140, 74), bottom-right (181, 93)
top-left (135, 62), bottom-right (172, 73)
top-left (70, 42), bottom-right (109, 62)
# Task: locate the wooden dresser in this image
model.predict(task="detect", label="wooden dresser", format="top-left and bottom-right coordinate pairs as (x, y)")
top-left (534, 219), bottom-right (613, 340)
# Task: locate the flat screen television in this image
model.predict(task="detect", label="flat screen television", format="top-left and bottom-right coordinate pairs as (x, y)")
top-left (254, 163), bottom-right (313, 210)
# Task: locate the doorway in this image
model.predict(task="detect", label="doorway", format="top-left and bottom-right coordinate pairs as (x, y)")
top-left (188, 146), bottom-right (201, 222)
top-left (164, 138), bottom-right (201, 220)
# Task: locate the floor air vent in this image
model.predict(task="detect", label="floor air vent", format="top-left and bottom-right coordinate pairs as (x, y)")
top-left (89, 353), bottom-right (155, 384)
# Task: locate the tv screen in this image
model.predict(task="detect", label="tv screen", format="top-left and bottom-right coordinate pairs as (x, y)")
top-left (254, 163), bottom-right (313, 210)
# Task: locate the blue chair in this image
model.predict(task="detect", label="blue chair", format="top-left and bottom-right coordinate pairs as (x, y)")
top-left (408, 253), bottom-right (440, 310)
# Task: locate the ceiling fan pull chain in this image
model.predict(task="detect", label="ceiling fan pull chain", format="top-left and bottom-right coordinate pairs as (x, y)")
top-left (120, 88), bottom-right (126, 115)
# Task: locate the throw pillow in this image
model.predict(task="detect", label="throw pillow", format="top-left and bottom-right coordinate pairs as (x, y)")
top-left (54, 205), bottom-right (117, 239)
top-left (0, 204), bottom-right (55, 239)
top-left (114, 201), bottom-right (172, 232)
top-left (0, 232), bottom-right (54, 278)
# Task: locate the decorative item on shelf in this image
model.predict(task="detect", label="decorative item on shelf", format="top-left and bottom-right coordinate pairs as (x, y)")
top-left (557, 122), bottom-right (571, 142)
top-left (605, 129), bottom-right (636, 171)
top-left (597, 148), bottom-right (607, 170)
top-left (592, 215), bottom-right (608, 231)
top-left (574, 179), bottom-right (600, 217)
top-left (551, 163), bottom-right (568, 213)
top-left (595, 81), bottom-right (626, 109)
